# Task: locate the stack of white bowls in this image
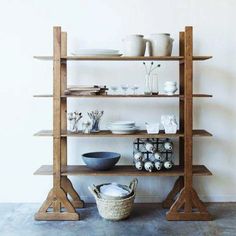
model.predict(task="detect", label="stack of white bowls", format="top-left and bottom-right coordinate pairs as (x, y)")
top-left (109, 121), bottom-right (138, 134)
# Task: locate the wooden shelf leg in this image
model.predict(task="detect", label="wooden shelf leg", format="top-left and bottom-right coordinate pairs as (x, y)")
top-left (166, 187), bottom-right (212, 221)
top-left (162, 176), bottom-right (184, 208)
top-left (61, 176), bottom-right (84, 208)
top-left (35, 187), bottom-right (80, 221)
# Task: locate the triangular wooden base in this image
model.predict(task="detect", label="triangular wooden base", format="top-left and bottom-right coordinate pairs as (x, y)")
top-left (35, 186), bottom-right (80, 221)
top-left (61, 177), bottom-right (84, 208)
top-left (162, 177), bottom-right (184, 208)
top-left (166, 187), bottom-right (212, 221)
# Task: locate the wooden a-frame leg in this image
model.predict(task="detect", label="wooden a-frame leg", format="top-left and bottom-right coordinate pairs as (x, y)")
top-left (61, 176), bottom-right (84, 208)
top-left (162, 176), bottom-right (184, 208)
top-left (35, 187), bottom-right (80, 221)
top-left (166, 187), bottom-right (212, 221)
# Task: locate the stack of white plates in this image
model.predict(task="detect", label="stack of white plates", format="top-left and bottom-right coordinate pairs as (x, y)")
top-left (109, 121), bottom-right (139, 134)
top-left (71, 49), bottom-right (122, 57)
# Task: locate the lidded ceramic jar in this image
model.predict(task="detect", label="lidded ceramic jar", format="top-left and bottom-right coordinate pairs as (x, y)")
top-left (123, 34), bottom-right (147, 56)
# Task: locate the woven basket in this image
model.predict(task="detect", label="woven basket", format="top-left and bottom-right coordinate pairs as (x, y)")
top-left (88, 178), bottom-right (138, 220)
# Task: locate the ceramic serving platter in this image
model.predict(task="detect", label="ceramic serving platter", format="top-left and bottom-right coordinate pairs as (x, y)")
top-left (71, 49), bottom-right (122, 57)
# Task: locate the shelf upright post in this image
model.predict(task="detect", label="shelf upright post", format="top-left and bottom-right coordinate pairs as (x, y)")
top-left (162, 31), bottom-right (185, 208)
top-left (35, 27), bottom-right (80, 221)
top-left (60, 31), bottom-right (84, 208)
top-left (166, 26), bottom-right (212, 221)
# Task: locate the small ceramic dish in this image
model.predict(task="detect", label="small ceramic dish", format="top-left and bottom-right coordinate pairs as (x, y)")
top-left (145, 122), bottom-right (160, 134)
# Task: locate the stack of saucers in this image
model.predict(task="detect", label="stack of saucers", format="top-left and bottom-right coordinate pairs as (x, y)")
top-left (109, 121), bottom-right (139, 134)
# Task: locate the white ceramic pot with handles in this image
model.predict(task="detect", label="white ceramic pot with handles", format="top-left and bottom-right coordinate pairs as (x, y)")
top-left (148, 33), bottom-right (174, 56)
top-left (123, 34), bottom-right (147, 56)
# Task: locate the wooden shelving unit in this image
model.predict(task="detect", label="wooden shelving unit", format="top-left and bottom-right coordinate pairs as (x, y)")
top-left (34, 26), bottom-right (213, 221)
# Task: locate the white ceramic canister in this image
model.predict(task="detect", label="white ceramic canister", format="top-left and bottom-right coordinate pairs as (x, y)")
top-left (145, 141), bottom-right (156, 153)
top-left (134, 152), bottom-right (143, 161)
top-left (153, 152), bottom-right (162, 161)
top-left (144, 161), bottom-right (154, 172)
top-left (148, 33), bottom-right (174, 56)
top-left (164, 81), bottom-right (177, 95)
top-left (164, 161), bottom-right (173, 169)
top-left (155, 161), bottom-right (163, 171)
top-left (135, 161), bottom-right (144, 170)
top-left (163, 141), bottom-right (173, 151)
top-left (123, 34), bottom-right (147, 56)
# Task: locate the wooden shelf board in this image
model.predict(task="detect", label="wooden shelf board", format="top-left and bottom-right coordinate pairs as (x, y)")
top-left (34, 165), bottom-right (212, 176)
top-left (34, 129), bottom-right (212, 138)
top-left (34, 56), bottom-right (212, 61)
top-left (33, 94), bottom-right (213, 98)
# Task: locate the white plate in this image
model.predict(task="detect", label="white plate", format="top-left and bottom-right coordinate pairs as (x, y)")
top-left (73, 49), bottom-right (119, 54)
top-left (71, 53), bottom-right (122, 57)
top-left (109, 125), bottom-right (135, 130)
top-left (111, 130), bottom-right (138, 134)
top-left (110, 121), bottom-right (135, 126)
top-left (110, 126), bottom-right (138, 131)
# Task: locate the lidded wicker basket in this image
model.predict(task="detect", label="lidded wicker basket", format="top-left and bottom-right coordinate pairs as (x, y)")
top-left (88, 178), bottom-right (138, 220)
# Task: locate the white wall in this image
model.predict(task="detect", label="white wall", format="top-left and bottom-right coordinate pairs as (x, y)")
top-left (0, 0), bottom-right (235, 203)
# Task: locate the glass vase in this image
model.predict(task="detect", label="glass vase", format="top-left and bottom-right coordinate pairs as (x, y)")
top-left (144, 74), bottom-right (152, 95)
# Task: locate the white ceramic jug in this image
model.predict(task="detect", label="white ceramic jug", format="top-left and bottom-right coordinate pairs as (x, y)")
top-left (123, 34), bottom-right (147, 56)
top-left (148, 33), bottom-right (174, 56)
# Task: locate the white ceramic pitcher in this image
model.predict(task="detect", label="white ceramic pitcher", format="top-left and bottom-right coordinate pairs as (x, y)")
top-left (148, 33), bottom-right (174, 56)
top-left (122, 34), bottom-right (147, 56)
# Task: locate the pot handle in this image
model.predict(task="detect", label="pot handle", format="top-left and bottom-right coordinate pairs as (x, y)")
top-left (88, 185), bottom-right (101, 199)
top-left (145, 39), bottom-right (152, 56)
top-left (129, 178), bottom-right (138, 193)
